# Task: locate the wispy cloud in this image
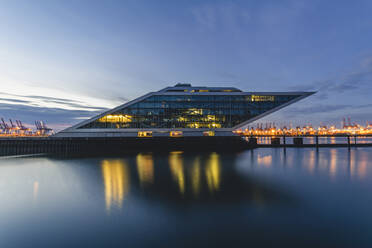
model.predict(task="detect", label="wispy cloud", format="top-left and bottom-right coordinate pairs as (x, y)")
top-left (289, 57), bottom-right (372, 96)
top-left (0, 98), bottom-right (31, 104)
top-left (285, 104), bottom-right (352, 116)
top-left (0, 92), bottom-right (109, 111)
top-left (0, 92), bottom-right (111, 131)
top-left (259, 57), bottom-right (372, 125)
top-left (284, 102), bottom-right (372, 119)
top-left (0, 102), bottom-right (106, 131)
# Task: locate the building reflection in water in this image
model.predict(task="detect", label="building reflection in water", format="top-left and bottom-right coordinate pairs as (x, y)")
top-left (101, 159), bottom-right (130, 212)
top-left (168, 152), bottom-right (221, 197)
top-left (136, 153), bottom-right (154, 188)
top-left (169, 151), bottom-right (185, 195)
top-left (99, 151), bottom-right (291, 208)
top-left (205, 153), bottom-right (221, 193)
top-left (191, 157), bottom-right (201, 197)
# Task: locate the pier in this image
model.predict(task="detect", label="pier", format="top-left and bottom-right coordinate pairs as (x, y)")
top-left (0, 136), bottom-right (248, 156)
top-left (1, 134), bottom-right (372, 157)
top-left (243, 134), bottom-right (372, 148)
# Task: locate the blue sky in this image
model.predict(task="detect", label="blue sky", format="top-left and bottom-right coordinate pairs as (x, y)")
top-left (1, 0), bottom-right (372, 130)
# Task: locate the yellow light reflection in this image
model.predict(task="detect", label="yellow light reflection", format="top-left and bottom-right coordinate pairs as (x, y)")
top-left (329, 149), bottom-right (337, 178)
top-left (308, 150), bottom-right (315, 174)
top-left (349, 151), bottom-right (356, 178)
top-left (169, 152), bottom-right (185, 195)
top-left (136, 153), bottom-right (154, 187)
top-left (33, 181), bottom-right (39, 201)
top-left (357, 153), bottom-right (367, 179)
top-left (101, 159), bottom-right (130, 212)
top-left (191, 157), bottom-right (201, 197)
top-left (257, 154), bottom-right (272, 167)
top-left (205, 153), bottom-right (221, 193)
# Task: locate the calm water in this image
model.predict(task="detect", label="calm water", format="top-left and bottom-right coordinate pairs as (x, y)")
top-left (1, 148), bottom-right (372, 247)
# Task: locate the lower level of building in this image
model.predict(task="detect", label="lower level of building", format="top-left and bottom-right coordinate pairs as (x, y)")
top-left (53, 129), bottom-right (235, 138)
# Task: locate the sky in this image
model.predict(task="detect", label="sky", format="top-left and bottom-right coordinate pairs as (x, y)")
top-left (1, 0), bottom-right (372, 131)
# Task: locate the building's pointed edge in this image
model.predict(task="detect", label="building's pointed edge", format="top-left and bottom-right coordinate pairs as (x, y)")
top-left (54, 92), bottom-right (155, 135)
top-left (231, 91), bottom-right (316, 130)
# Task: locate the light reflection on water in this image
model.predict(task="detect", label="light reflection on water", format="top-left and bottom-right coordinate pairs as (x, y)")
top-left (1, 148), bottom-right (372, 247)
top-left (97, 148), bottom-right (371, 213)
top-left (169, 151), bottom-right (186, 195)
top-left (101, 159), bottom-right (130, 212)
top-left (205, 152), bottom-right (221, 193)
top-left (136, 153), bottom-right (154, 187)
top-left (254, 136), bottom-right (372, 144)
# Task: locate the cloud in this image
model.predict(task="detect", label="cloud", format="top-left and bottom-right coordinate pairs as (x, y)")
top-left (0, 102), bottom-right (107, 131)
top-left (285, 104), bottom-right (352, 116)
top-left (0, 98), bottom-right (31, 104)
top-left (23, 95), bottom-right (85, 104)
top-left (283, 102), bottom-right (372, 119)
top-left (289, 57), bottom-right (372, 95)
top-left (0, 92), bottom-right (108, 111)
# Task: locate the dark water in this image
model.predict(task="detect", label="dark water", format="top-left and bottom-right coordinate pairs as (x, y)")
top-left (1, 148), bottom-right (372, 248)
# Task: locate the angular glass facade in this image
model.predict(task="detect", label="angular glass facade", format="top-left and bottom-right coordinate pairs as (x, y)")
top-left (79, 94), bottom-right (300, 129)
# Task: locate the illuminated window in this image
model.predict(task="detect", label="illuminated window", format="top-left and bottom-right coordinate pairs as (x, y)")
top-left (138, 131), bottom-right (152, 137)
top-left (188, 108), bottom-right (203, 115)
top-left (170, 131), bottom-right (183, 137)
top-left (209, 123), bottom-right (221, 128)
top-left (251, 95), bottom-right (275, 102)
top-left (206, 115), bottom-right (216, 121)
top-left (187, 123), bottom-right (200, 128)
top-left (203, 131), bottom-right (215, 136)
top-left (98, 114), bottom-right (132, 123)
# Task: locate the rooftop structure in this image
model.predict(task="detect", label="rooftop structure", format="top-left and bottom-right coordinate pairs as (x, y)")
top-left (54, 84), bottom-right (314, 138)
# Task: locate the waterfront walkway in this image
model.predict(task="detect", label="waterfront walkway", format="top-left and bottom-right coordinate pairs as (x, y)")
top-left (0, 135), bottom-right (372, 157)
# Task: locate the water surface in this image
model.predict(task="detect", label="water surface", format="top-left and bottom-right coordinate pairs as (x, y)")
top-left (1, 148), bottom-right (372, 247)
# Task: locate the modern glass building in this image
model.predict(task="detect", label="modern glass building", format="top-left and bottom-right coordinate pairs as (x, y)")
top-left (55, 84), bottom-right (314, 138)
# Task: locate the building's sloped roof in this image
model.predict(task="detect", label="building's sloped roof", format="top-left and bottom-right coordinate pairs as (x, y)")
top-left (159, 84), bottom-right (242, 93)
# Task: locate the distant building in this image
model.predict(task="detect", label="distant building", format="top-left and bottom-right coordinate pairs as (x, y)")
top-left (54, 84), bottom-right (314, 138)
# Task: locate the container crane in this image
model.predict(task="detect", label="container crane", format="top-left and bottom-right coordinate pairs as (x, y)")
top-left (1, 118), bottom-right (10, 134)
top-left (9, 119), bottom-right (19, 134)
top-left (16, 120), bottom-right (32, 135)
top-left (35, 121), bottom-right (54, 136)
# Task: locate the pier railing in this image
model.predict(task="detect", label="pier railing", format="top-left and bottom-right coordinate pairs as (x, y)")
top-left (242, 134), bottom-right (372, 148)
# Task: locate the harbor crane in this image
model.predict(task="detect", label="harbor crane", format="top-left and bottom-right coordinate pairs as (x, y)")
top-left (16, 120), bottom-right (32, 135)
top-left (1, 118), bottom-right (10, 134)
top-left (35, 121), bottom-right (54, 136)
